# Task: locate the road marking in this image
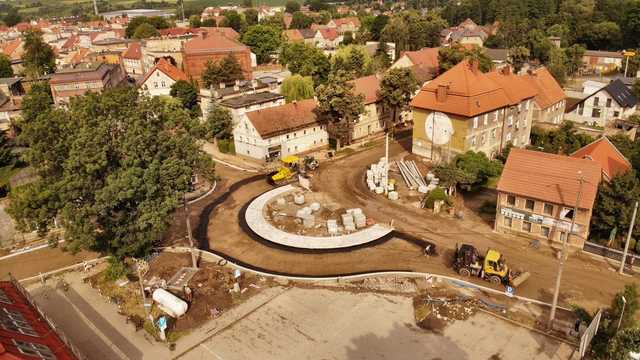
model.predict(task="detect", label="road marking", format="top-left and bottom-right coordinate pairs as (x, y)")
top-left (0, 240), bottom-right (66, 261)
top-left (200, 343), bottom-right (225, 360)
top-left (211, 158), bottom-right (260, 173)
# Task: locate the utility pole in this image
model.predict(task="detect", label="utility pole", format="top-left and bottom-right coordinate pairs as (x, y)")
top-left (180, 0), bottom-right (186, 24)
top-left (93, 0), bottom-right (99, 16)
top-left (548, 172), bottom-right (584, 329)
top-left (619, 201), bottom-right (639, 274)
top-left (184, 195), bottom-right (198, 269)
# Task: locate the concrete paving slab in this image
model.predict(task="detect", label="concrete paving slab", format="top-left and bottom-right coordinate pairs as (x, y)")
top-left (245, 185), bottom-right (393, 249)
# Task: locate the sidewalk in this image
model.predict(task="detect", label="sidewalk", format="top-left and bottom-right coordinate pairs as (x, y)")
top-left (201, 142), bottom-right (264, 172)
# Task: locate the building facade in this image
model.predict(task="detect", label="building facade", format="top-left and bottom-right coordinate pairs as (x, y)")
top-left (523, 67), bottom-right (566, 124)
top-left (139, 58), bottom-right (187, 97)
top-left (565, 79), bottom-right (638, 127)
top-left (49, 63), bottom-right (126, 105)
top-left (495, 148), bottom-right (601, 248)
top-left (219, 91), bottom-right (285, 126)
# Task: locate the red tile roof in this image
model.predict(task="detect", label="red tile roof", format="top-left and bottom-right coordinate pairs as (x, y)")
top-left (61, 35), bottom-right (79, 50)
top-left (246, 99), bottom-right (318, 138)
top-left (197, 27), bottom-right (240, 40)
top-left (283, 29), bottom-right (304, 42)
top-left (497, 148), bottom-right (602, 210)
top-left (402, 47), bottom-right (440, 70)
top-left (183, 32), bottom-right (248, 54)
top-left (571, 136), bottom-right (632, 181)
top-left (485, 67), bottom-right (537, 105)
top-left (332, 17), bottom-right (361, 28)
top-left (411, 60), bottom-right (512, 117)
top-left (122, 42), bottom-right (142, 60)
top-left (2, 39), bottom-right (21, 58)
top-left (141, 58), bottom-right (188, 84)
top-left (350, 74), bottom-right (381, 105)
top-left (14, 23), bottom-right (31, 32)
top-left (318, 28), bottom-right (339, 41)
top-left (523, 67), bottom-right (566, 110)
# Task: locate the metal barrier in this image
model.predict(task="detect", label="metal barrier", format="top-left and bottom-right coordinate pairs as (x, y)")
top-left (583, 241), bottom-right (640, 266)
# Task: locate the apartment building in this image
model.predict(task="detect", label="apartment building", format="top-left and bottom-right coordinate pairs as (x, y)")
top-left (49, 63), bottom-right (126, 105)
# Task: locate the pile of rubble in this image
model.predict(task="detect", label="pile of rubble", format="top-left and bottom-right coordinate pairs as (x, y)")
top-left (414, 296), bottom-right (479, 332)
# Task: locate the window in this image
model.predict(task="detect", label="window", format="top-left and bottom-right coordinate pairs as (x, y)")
top-left (473, 116), bottom-right (478, 128)
top-left (13, 340), bottom-right (56, 360)
top-left (153, 82), bottom-right (158, 88)
top-left (286, 134), bottom-right (290, 139)
top-left (1, 308), bottom-right (38, 336)
top-left (543, 203), bottom-right (553, 215)
top-left (508, 116), bottom-right (513, 126)
top-left (614, 111), bottom-right (620, 117)
top-left (525, 199), bottom-right (534, 210)
top-left (471, 136), bottom-right (476, 146)
top-left (561, 207), bottom-right (574, 220)
top-left (491, 129), bottom-right (496, 139)
top-left (506, 132), bottom-right (512, 142)
top-left (507, 195), bottom-right (516, 206)
top-left (522, 221), bottom-right (532, 232)
top-left (592, 108), bottom-right (601, 118)
top-left (606, 98), bottom-right (612, 108)
top-left (161, 81), bottom-right (166, 87)
top-left (504, 217), bottom-right (512, 228)
top-left (593, 97), bottom-right (599, 106)
top-left (578, 102), bottom-right (584, 115)
top-left (560, 232), bottom-right (568, 242)
top-left (541, 226), bottom-right (550, 238)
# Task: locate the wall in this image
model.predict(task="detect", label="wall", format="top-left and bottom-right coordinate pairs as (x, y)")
top-left (566, 89), bottom-right (633, 127)
top-left (532, 100), bottom-right (566, 125)
top-left (352, 102), bottom-right (385, 141)
top-left (141, 69), bottom-right (176, 97)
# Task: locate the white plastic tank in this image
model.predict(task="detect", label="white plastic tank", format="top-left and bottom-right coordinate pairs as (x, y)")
top-left (152, 288), bottom-right (188, 318)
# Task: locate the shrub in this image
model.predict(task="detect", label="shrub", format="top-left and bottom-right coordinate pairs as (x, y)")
top-left (425, 187), bottom-right (447, 209)
top-left (105, 257), bottom-right (130, 280)
top-left (217, 138), bottom-right (235, 154)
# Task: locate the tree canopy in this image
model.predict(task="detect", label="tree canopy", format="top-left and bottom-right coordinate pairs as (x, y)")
top-left (133, 23), bottom-right (160, 39)
top-left (279, 42), bottom-right (331, 86)
top-left (379, 68), bottom-right (419, 129)
top-left (169, 80), bottom-right (199, 115)
top-left (591, 171), bottom-right (640, 244)
top-left (529, 122), bottom-right (594, 155)
top-left (0, 54), bottom-right (14, 78)
top-left (241, 25), bottom-right (282, 64)
top-left (8, 87), bottom-right (214, 258)
top-left (281, 75), bottom-right (315, 103)
top-left (203, 104), bottom-right (233, 140)
top-left (22, 29), bottom-right (56, 78)
top-left (202, 55), bottom-right (245, 88)
top-left (438, 44), bottom-right (492, 73)
top-left (285, 0), bottom-right (301, 13)
top-left (125, 16), bottom-right (171, 38)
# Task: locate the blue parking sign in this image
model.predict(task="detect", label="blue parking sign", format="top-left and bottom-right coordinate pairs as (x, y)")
top-left (505, 286), bottom-right (514, 297)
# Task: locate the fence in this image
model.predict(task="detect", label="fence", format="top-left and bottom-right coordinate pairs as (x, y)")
top-left (583, 241), bottom-right (640, 267)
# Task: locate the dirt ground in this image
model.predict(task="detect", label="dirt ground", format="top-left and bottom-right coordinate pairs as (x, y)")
top-left (163, 136), bottom-right (637, 313)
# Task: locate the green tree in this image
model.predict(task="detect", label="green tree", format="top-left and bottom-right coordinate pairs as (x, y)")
top-left (0, 54), bottom-right (14, 78)
top-left (333, 45), bottom-right (374, 79)
top-left (438, 44), bottom-right (492, 73)
top-left (202, 55), bottom-right (245, 88)
top-left (373, 41), bottom-right (391, 71)
top-left (342, 31), bottom-right (354, 45)
top-left (241, 25), bottom-right (282, 64)
top-left (315, 72), bottom-right (365, 149)
top-left (591, 171), bottom-right (640, 243)
top-left (433, 162), bottom-right (473, 196)
top-left (21, 82), bottom-right (52, 124)
top-left (0, 130), bottom-right (14, 167)
top-left (204, 104), bottom-right (233, 140)
top-left (133, 23), bottom-right (160, 39)
top-left (244, 8), bottom-right (259, 26)
top-left (634, 81), bottom-right (640, 101)
top-left (189, 15), bottom-right (202, 28)
top-left (201, 18), bottom-right (217, 27)
top-left (508, 46), bottom-right (530, 73)
top-left (579, 21), bottom-right (622, 51)
top-left (170, 80), bottom-right (199, 113)
top-left (547, 23), bottom-right (571, 46)
top-left (607, 328), bottom-right (640, 359)
top-left (529, 122), bottom-right (594, 154)
top-left (3, 7), bottom-right (21, 27)
top-left (369, 14), bottom-right (389, 41)
top-left (8, 87), bottom-right (214, 258)
top-left (527, 29), bottom-right (554, 63)
top-left (281, 74), bottom-right (315, 102)
top-left (291, 11), bottom-right (313, 29)
top-left (285, 0), bottom-right (301, 13)
top-left (379, 68), bottom-right (418, 133)
top-left (591, 284), bottom-right (640, 358)
top-left (125, 16), bottom-right (171, 38)
top-left (382, 11), bottom-right (447, 60)
top-left (452, 151), bottom-right (503, 190)
top-left (222, 10), bottom-right (247, 33)
top-left (280, 42), bottom-right (331, 86)
top-left (565, 44), bottom-right (586, 77)
top-left (242, 0), bottom-right (253, 7)
top-left (547, 47), bottom-right (568, 85)
top-left (22, 29), bottom-right (56, 78)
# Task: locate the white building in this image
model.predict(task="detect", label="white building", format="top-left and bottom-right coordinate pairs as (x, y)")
top-left (234, 99), bottom-right (328, 160)
top-left (214, 91), bottom-right (285, 127)
top-left (566, 79), bottom-right (638, 127)
top-left (122, 42), bottom-right (144, 77)
top-left (139, 58), bottom-right (187, 97)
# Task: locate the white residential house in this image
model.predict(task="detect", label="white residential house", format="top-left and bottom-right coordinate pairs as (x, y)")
top-left (566, 79), bottom-right (638, 127)
top-left (122, 42), bottom-right (144, 77)
top-left (233, 99), bottom-right (328, 160)
top-left (139, 58), bottom-right (188, 97)
top-left (217, 91), bottom-right (285, 126)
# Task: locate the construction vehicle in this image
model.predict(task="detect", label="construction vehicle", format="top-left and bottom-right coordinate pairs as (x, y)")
top-left (268, 155), bottom-right (319, 185)
top-left (453, 244), bottom-right (530, 288)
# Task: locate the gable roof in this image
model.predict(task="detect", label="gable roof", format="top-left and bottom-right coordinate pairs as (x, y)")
top-left (141, 58), bottom-right (187, 84)
top-left (122, 42), bottom-right (142, 60)
top-left (411, 60), bottom-right (512, 117)
top-left (61, 35), bottom-right (79, 50)
top-left (332, 17), bottom-right (361, 28)
top-left (2, 39), bottom-right (21, 58)
top-left (485, 67), bottom-right (537, 105)
top-left (283, 29), bottom-right (303, 42)
top-left (571, 136), bottom-right (632, 181)
top-left (350, 74), bottom-right (381, 105)
top-left (183, 32), bottom-right (248, 54)
top-left (246, 99), bottom-right (318, 138)
top-left (402, 47), bottom-right (439, 70)
top-left (497, 148), bottom-right (602, 210)
top-left (523, 67), bottom-right (566, 109)
top-left (604, 79), bottom-right (638, 108)
top-left (318, 28), bottom-right (339, 41)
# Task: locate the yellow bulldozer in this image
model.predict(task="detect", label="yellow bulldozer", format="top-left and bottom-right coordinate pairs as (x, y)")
top-left (268, 155), bottom-right (319, 186)
top-left (453, 244), bottom-right (530, 288)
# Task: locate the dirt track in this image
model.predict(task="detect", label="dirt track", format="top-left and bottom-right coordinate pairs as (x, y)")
top-left (165, 138), bottom-right (638, 312)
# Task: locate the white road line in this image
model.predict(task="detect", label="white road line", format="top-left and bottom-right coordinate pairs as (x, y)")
top-left (0, 240), bottom-right (65, 261)
top-left (211, 158), bottom-right (260, 173)
top-left (200, 343), bottom-right (225, 360)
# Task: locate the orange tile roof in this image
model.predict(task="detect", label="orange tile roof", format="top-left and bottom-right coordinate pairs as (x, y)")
top-left (61, 35), bottom-right (79, 50)
top-left (333, 17), bottom-right (361, 28)
top-left (70, 48), bottom-right (91, 65)
top-left (2, 39), bottom-right (21, 57)
top-left (350, 74), bottom-right (381, 104)
top-left (183, 32), bottom-right (248, 53)
top-left (141, 58), bottom-right (188, 84)
top-left (319, 28), bottom-right (339, 41)
top-left (523, 67), bottom-right (566, 109)
top-left (411, 60), bottom-right (512, 117)
top-left (485, 67), bottom-right (537, 105)
top-left (246, 99), bottom-right (318, 138)
top-left (283, 29), bottom-right (304, 42)
top-left (197, 27), bottom-right (240, 40)
top-left (571, 136), bottom-right (632, 181)
top-left (122, 42), bottom-right (142, 60)
top-left (497, 148), bottom-right (601, 210)
top-left (403, 47), bottom-right (440, 70)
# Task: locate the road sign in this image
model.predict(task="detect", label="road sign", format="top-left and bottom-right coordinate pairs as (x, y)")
top-left (624, 51), bottom-right (636, 57)
top-left (157, 316), bottom-right (168, 331)
top-left (579, 309), bottom-right (602, 358)
top-left (505, 286), bottom-right (514, 297)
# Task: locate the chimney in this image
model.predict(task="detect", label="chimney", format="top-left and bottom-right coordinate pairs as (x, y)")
top-left (469, 60), bottom-right (479, 74)
top-left (436, 84), bottom-right (448, 103)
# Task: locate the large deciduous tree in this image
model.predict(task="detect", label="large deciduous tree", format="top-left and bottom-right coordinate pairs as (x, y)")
top-left (8, 87), bottom-right (214, 258)
top-left (290, 11), bottom-right (313, 29)
top-left (203, 104), bottom-right (233, 140)
top-left (169, 80), bottom-right (199, 114)
top-left (438, 44), bottom-right (492, 73)
top-left (285, 0), bottom-right (301, 13)
top-left (133, 23), bottom-right (160, 39)
top-left (241, 25), bottom-right (282, 64)
top-left (0, 54), bottom-right (14, 78)
top-left (281, 75), bottom-right (314, 103)
top-left (379, 68), bottom-right (418, 134)
top-left (125, 16), bottom-right (171, 38)
top-left (22, 29), bottom-right (56, 78)
top-left (279, 42), bottom-right (331, 86)
top-left (591, 171), bottom-right (640, 244)
top-left (507, 46), bottom-right (530, 73)
top-left (202, 55), bottom-right (245, 88)
top-left (315, 72), bottom-right (365, 150)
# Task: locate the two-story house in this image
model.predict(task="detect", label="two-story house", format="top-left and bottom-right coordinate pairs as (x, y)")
top-left (523, 67), bottom-right (566, 125)
top-left (49, 63), bottom-right (127, 106)
top-left (122, 42), bottom-right (144, 78)
top-left (218, 91), bottom-right (285, 126)
top-left (350, 74), bottom-right (386, 140)
top-left (565, 79), bottom-right (638, 127)
top-left (139, 58), bottom-right (187, 97)
top-left (496, 148), bottom-right (601, 248)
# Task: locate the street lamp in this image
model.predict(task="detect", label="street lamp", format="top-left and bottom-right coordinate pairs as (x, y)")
top-left (616, 295), bottom-right (627, 333)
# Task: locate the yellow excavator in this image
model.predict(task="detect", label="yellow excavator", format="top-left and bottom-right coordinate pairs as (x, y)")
top-left (453, 244), bottom-right (530, 288)
top-left (268, 155), bottom-right (319, 186)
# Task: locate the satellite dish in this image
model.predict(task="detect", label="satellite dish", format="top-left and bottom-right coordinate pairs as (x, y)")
top-left (425, 112), bottom-right (454, 145)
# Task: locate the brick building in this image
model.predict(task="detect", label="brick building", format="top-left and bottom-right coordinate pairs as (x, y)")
top-left (495, 148), bottom-right (601, 248)
top-left (181, 31), bottom-right (252, 86)
top-left (0, 277), bottom-right (82, 359)
top-left (49, 63), bottom-right (126, 106)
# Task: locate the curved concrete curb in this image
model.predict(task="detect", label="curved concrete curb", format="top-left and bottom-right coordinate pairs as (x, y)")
top-left (244, 184), bottom-right (394, 249)
top-left (212, 157), bottom-right (260, 173)
top-left (187, 181), bottom-right (217, 205)
top-left (162, 246), bottom-right (570, 311)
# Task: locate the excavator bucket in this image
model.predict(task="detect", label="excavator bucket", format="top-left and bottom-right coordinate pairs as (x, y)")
top-left (510, 271), bottom-right (530, 288)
